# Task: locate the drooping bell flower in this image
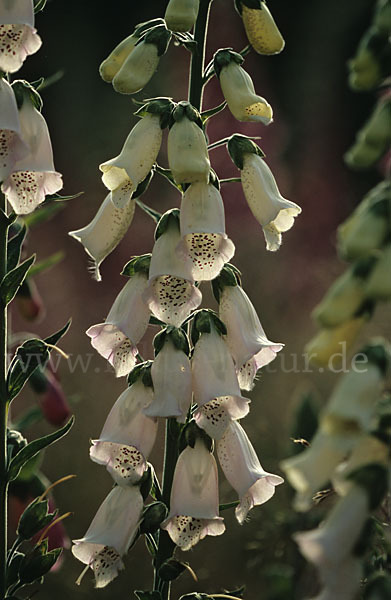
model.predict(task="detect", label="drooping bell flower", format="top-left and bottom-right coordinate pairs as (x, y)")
top-left (1, 85), bottom-right (62, 214)
top-left (69, 192), bottom-right (136, 282)
top-left (192, 310), bottom-right (250, 439)
top-left (161, 438), bottom-right (225, 550)
top-left (337, 181), bottom-right (390, 260)
top-left (112, 25), bottom-right (171, 95)
top-left (90, 374), bottom-right (157, 485)
top-left (0, 0), bottom-right (42, 73)
top-left (228, 135), bottom-right (301, 251)
top-left (99, 99), bottom-right (172, 209)
top-left (144, 328), bottom-right (192, 422)
top-left (236, 0), bottom-right (285, 55)
top-left (143, 209), bottom-right (202, 327)
top-left (177, 180), bottom-right (235, 280)
top-left (15, 277), bottom-right (45, 321)
top-left (312, 258), bottom-right (375, 328)
top-left (214, 49), bottom-right (273, 124)
top-left (72, 485), bottom-right (144, 588)
top-left (217, 421), bottom-right (283, 524)
top-left (215, 267), bottom-right (283, 385)
top-left (99, 18), bottom-right (165, 82)
top-left (164, 0), bottom-right (200, 32)
top-left (167, 101), bottom-right (210, 185)
top-left (0, 77), bottom-right (28, 181)
top-left (364, 245), bottom-right (391, 301)
top-left (86, 258), bottom-right (151, 377)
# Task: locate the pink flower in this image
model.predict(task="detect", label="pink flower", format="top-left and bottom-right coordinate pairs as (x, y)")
top-left (90, 379), bottom-right (157, 485)
top-left (72, 485), bottom-right (143, 588)
top-left (0, 0), bottom-right (42, 73)
top-left (143, 210), bottom-right (202, 327)
top-left (39, 371), bottom-right (71, 427)
top-left (2, 96), bottom-right (62, 214)
top-left (177, 181), bottom-right (235, 280)
top-left (86, 271), bottom-right (150, 377)
top-left (217, 421), bottom-right (283, 523)
top-left (161, 439), bottom-right (225, 550)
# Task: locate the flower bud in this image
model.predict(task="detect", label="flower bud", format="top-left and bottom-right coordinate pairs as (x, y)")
top-left (215, 49), bottom-right (273, 124)
top-left (348, 27), bottom-right (390, 91)
top-left (374, 0), bottom-right (391, 35)
top-left (19, 541), bottom-right (62, 585)
top-left (238, 1), bottom-right (285, 55)
top-left (17, 497), bottom-right (56, 541)
top-left (112, 25), bottom-right (171, 95)
top-left (344, 97), bottom-right (391, 170)
top-left (364, 245), bottom-right (391, 301)
top-left (168, 103), bottom-right (210, 185)
top-left (165, 0), bottom-right (200, 32)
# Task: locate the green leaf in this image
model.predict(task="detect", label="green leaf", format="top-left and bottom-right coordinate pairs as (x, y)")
top-left (17, 498), bottom-right (56, 540)
top-left (7, 339), bottom-right (48, 402)
top-left (0, 255), bottom-right (35, 306)
top-left (219, 500), bottom-right (239, 512)
top-left (18, 543), bottom-right (62, 584)
top-left (7, 225), bottom-right (27, 271)
top-left (28, 251), bottom-right (64, 277)
top-left (136, 199), bottom-right (162, 223)
top-left (44, 320), bottom-right (71, 346)
top-left (134, 591), bottom-right (162, 600)
top-left (8, 416), bottom-right (74, 482)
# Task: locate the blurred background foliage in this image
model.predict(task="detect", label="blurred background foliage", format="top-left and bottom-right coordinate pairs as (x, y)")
top-left (8, 0), bottom-right (391, 598)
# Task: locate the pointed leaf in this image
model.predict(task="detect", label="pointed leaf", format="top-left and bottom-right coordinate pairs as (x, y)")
top-left (28, 251), bottom-right (64, 277)
top-left (0, 255), bottom-right (35, 306)
top-left (8, 416), bottom-right (74, 481)
top-left (201, 101), bottom-right (227, 122)
top-left (7, 225), bottom-right (27, 271)
top-left (136, 199), bottom-right (162, 223)
top-left (44, 320), bottom-right (71, 346)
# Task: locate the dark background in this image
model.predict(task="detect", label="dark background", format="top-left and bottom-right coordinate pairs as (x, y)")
top-left (8, 1), bottom-right (390, 598)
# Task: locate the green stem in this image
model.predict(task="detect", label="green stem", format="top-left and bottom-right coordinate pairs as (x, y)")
top-left (188, 0), bottom-right (213, 111)
top-left (0, 192), bottom-right (9, 600)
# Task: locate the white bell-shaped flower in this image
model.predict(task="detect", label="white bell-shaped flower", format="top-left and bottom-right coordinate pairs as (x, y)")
top-left (72, 485), bottom-right (143, 588)
top-left (90, 379), bottom-right (157, 485)
top-left (99, 114), bottom-right (162, 209)
top-left (167, 117), bottom-right (210, 185)
top-left (241, 152), bottom-right (301, 251)
top-left (143, 215), bottom-right (202, 327)
top-left (311, 557), bottom-right (362, 600)
top-left (0, 78), bottom-right (28, 181)
top-left (219, 61), bottom-right (273, 124)
top-left (0, 0), bottom-right (42, 73)
top-left (326, 362), bottom-right (383, 431)
top-left (219, 283), bottom-right (283, 372)
top-left (164, 0), bottom-right (200, 32)
top-left (294, 484), bottom-right (368, 569)
top-left (161, 439), bottom-right (225, 550)
top-left (177, 181), bottom-right (235, 280)
top-left (69, 193), bottom-right (136, 282)
top-left (1, 98), bottom-right (62, 214)
top-left (280, 427), bottom-right (362, 512)
top-left (87, 272), bottom-right (150, 377)
top-left (144, 337), bottom-right (192, 422)
top-left (217, 421), bottom-right (283, 524)
top-left (192, 326), bottom-right (250, 439)
top-left (112, 40), bottom-right (160, 95)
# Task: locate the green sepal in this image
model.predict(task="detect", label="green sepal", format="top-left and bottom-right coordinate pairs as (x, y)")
top-left (158, 558), bottom-right (186, 582)
top-left (227, 134), bottom-right (265, 170)
top-left (154, 208), bottom-right (180, 240)
top-left (134, 591), bottom-right (162, 600)
top-left (351, 255), bottom-right (378, 279)
top-left (139, 501), bottom-right (168, 534)
top-left (134, 170), bottom-right (155, 199)
top-left (6, 551), bottom-right (24, 589)
top-left (18, 541), bottom-right (62, 585)
top-left (17, 498), bottom-right (57, 541)
top-left (153, 327), bottom-right (190, 357)
top-left (179, 420), bottom-right (213, 453)
top-left (211, 263), bottom-right (241, 303)
top-left (213, 48), bottom-right (244, 78)
top-left (356, 339), bottom-right (390, 376)
top-left (369, 195), bottom-right (391, 218)
top-left (135, 97), bottom-right (176, 129)
top-left (7, 225), bottom-right (27, 272)
top-left (7, 429), bottom-right (27, 465)
top-left (209, 169), bottom-right (220, 190)
top-left (7, 320), bottom-right (70, 402)
top-left (347, 463), bottom-right (388, 510)
top-left (201, 101), bottom-right (227, 123)
top-left (191, 309), bottom-right (227, 346)
top-left (0, 254), bottom-right (35, 306)
top-left (134, 18), bottom-right (166, 38)
top-left (12, 79), bottom-right (43, 111)
top-left (7, 416), bottom-right (74, 482)
top-left (234, 0), bottom-right (262, 15)
top-left (169, 101), bottom-right (203, 129)
top-left (353, 298), bottom-right (375, 320)
top-left (142, 24), bottom-right (172, 57)
top-left (139, 464), bottom-right (154, 501)
top-left (121, 254), bottom-right (151, 278)
top-left (127, 361), bottom-right (154, 387)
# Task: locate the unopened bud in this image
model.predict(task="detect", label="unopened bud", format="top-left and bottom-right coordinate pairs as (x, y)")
top-left (238, 0), bottom-right (285, 55)
top-left (165, 0), bottom-right (200, 32)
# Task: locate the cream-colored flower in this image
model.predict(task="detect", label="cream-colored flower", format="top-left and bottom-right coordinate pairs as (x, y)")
top-left (99, 34), bottom-right (139, 83)
top-left (165, 0), bottom-right (200, 32)
top-left (241, 2), bottom-right (285, 55)
top-left (167, 116), bottom-right (210, 185)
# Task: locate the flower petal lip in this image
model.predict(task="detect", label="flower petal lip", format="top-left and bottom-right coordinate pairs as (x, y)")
top-left (69, 193), bottom-right (136, 282)
top-left (195, 396), bottom-right (250, 440)
top-left (0, 0), bottom-right (42, 72)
